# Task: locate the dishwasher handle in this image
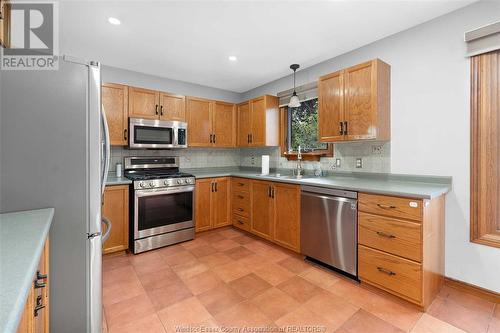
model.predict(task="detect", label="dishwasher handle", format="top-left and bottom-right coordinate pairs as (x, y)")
top-left (301, 185), bottom-right (357, 200)
top-left (301, 191), bottom-right (358, 206)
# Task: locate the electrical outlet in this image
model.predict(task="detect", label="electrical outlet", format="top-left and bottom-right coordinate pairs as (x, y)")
top-left (335, 159), bottom-right (341, 167)
top-left (372, 145), bottom-right (383, 154)
top-left (250, 156), bottom-right (255, 165)
top-left (356, 158), bottom-right (363, 168)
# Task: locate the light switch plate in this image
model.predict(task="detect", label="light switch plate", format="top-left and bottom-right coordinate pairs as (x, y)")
top-left (356, 158), bottom-right (363, 168)
top-left (336, 159), bottom-right (341, 167)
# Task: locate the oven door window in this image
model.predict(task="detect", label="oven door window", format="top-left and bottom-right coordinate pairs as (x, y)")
top-left (134, 126), bottom-right (173, 145)
top-left (137, 191), bottom-right (193, 231)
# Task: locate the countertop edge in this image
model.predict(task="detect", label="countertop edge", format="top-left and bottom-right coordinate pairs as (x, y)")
top-left (191, 172), bottom-right (450, 199)
top-left (1, 208), bottom-right (54, 333)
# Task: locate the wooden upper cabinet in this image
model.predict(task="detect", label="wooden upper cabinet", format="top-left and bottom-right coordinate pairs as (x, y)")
top-left (212, 101), bottom-right (236, 147)
top-left (212, 178), bottom-right (231, 228)
top-left (195, 179), bottom-right (213, 232)
top-left (102, 83), bottom-right (128, 146)
top-left (160, 93), bottom-right (185, 121)
top-left (251, 180), bottom-right (273, 239)
top-left (318, 70), bottom-right (344, 142)
top-left (317, 59), bottom-right (390, 142)
top-left (273, 183), bottom-right (301, 252)
top-left (128, 86), bottom-right (160, 119)
top-left (237, 95), bottom-right (279, 147)
top-left (237, 102), bottom-right (251, 147)
top-left (102, 185), bottom-right (129, 254)
top-left (186, 97), bottom-right (212, 147)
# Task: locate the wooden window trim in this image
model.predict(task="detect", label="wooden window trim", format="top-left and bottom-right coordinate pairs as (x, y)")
top-left (279, 106), bottom-right (333, 162)
top-left (470, 51), bottom-right (500, 248)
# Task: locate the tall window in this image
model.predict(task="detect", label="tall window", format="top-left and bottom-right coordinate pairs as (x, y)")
top-left (287, 98), bottom-right (327, 152)
top-left (470, 50), bottom-right (500, 248)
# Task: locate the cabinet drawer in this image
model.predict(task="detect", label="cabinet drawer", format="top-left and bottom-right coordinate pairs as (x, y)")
top-left (359, 245), bottom-right (422, 303)
top-left (359, 193), bottom-right (423, 222)
top-left (231, 178), bottom-right (250, 192)
top-left (359, 212), bottom-right (422, 262)
top-left (232, 214), bottom-right (250, 231)
top-left (232, 192), bottom-right (250, 217)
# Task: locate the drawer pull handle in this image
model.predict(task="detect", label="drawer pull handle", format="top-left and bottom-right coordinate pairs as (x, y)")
top-left (238, 220), bottom-right (244, 224)
top-left (376, 231), bottom-right (396, 239)
top-left (377, 204), bottom-right (397, 209)
top-left (238, 183), bottom-right (244, 186)
top-left (37, 271), bottom-right (48, 280)
top-left (238, 208), bottom-right (244, 212)
top-left (34, 303), bottom-right (45, 317)
top-left (34, 281), bottom-right (46, 289)
top-left (377, 267), bottom-right (396, 276)
top-left (237, 195), bottom-right (244, 199)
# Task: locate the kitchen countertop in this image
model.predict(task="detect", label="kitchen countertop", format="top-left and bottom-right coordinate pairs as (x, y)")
top-left (106, 172), bottom-right (132, 186)
top-left (0, 208), bottom-right (54, 333)
top-left (183, 168), bottom-right (451, 199)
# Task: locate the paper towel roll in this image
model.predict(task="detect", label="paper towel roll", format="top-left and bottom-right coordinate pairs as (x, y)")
top-left (261, 155), bottom-right (270, 175)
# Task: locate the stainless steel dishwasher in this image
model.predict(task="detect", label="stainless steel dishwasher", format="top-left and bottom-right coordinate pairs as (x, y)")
top-left (301, 186), bottom-right (358, 277)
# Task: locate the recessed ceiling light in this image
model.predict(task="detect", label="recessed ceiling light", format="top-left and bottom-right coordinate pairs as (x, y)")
top-left (228, 56), bottom-right (237, 62)
top-left (108, 17), bottom-right (121, 25)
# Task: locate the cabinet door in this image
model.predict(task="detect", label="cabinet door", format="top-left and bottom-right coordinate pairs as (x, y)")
top-left (160, 93), bottom-right (185, 121)
top-left (102, 185), bottom-right (129, 254)
top-left (213, 101), bottom-right (235, 147)
top-left (250, 180), bottom-right (273, 239)
top-left (237, 102), bottom-right (251, 147)
top-left (318, 70), bottom-right (345, 142)
top-left (344, 61), bottom-right (376, 140)
top-left (102, 83), bottom-right (128, 146)
top-left (212, 177), bottom-right (231, 228)
top-left (187, 97), bottom-right (212, 147)
top-left (273, 183), bottom-right (301, 252)
top-left (195, 179), bottom-right (213, 232)
top-left (250, 97), bottom-right (266, 146)
top-left (128, 86), bottom-right (159, 119)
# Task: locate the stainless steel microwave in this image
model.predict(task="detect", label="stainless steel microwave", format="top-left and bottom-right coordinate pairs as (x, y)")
top-left (129, 118), bottom-right (188, 149)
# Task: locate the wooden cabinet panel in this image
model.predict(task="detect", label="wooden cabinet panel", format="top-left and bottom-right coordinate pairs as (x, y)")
top-left (358, 212), bottom-right (422, 262)
top-left (187, 97), bottom-right (212, 147)
top-left (212, 178), bottom-right (231, 228)
top-left (102, 83), bottom-right (128, 146)
top-left (102, 185), bottom-right (129, 254)
top-left (213, 101), bottom-right (235, 147)
top-left (359, 245), bottom-right (422, 303)
top-left (128, 86), bottom-right (159, 119)
top-left (318, 70), bottom-right (344, 142)
top-left (250, 180), bottom-right (273, 239)
top-left (359, 193), bottom-right (423, 222)
top-left (160, 93), bottom-right (185, 121)
top-left (237, 102), bottom-right (251, 147)
top-left (273, 183), bottom-right (300, 252)
top-left (232, 191), bottom-right (251, 217)
top-left (233, 214), bottom-right (250, 232)
top-left (17, 239), bottom-right (49, 333)
top-left (195, 179), bottom-right (213, 232)
top-left (250, 97), bottom-right (266, 146)
top-left (231, 178), bottom-right (250, 193)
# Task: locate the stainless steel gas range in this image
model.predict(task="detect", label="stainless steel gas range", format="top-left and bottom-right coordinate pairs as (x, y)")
top-left (124, 156), bottom-right (195, 254)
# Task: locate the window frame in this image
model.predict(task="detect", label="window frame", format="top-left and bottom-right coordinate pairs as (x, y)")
top-left (470, 50), bottom-right (500, 248)
top-left (279, 104), bottom-right (333, 161)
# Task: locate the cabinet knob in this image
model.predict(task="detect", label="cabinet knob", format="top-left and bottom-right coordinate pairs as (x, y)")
top-left (155, 105), bottom-right (159, 115)
top-left (160, 105), bottom-right (164, 116)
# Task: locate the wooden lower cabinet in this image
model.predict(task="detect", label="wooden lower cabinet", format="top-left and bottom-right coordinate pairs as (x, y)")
top-left (358, 192), bottom-right (445, 309)
top-left (102, 185), bottom-right (129, 254)
top-left (17, 239), bottom-right (49, 333)
top-left (248, 179), bottom-right (301, 252)
top-left (195, 177), bottom-right (230, 232)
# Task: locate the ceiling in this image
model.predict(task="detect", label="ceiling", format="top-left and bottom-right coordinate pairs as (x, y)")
top-left (60, 0), bottom-right (476, 93)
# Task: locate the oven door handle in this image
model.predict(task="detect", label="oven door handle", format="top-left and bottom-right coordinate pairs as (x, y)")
top-left (135, 186), bottom-right (195, 197)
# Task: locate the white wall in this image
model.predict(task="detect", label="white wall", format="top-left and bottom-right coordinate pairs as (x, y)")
top-left (242, 1), bottom-right (500, 292)
top-left (102, 65), bottom-right (241, 103)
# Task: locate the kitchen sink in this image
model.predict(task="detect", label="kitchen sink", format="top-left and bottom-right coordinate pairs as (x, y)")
top-left (254, 174), bottom-right (315, 180)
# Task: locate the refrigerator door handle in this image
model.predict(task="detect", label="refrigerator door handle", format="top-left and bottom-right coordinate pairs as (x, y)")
top-left (101, 106), bottom-right (110, 196)
top-left (101, 216), bottom-right (112, 243)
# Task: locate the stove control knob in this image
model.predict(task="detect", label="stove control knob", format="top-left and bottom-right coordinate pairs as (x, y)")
top-left (177, 179), bottom-right (182, 185)
top-left (183, 179), bottom-right (189, 184)
top-left (139, 182), bottom-right (145, 188)
top-left (149, 181), bottom-right (155, 188)
top-left (164, 180), bottom-right (169, 186)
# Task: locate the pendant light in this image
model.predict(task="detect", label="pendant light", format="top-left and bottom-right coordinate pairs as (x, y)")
top-left (288, 64), bottom-right (301, 108)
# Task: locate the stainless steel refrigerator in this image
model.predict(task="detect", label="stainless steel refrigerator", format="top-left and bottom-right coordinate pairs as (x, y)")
top-left (0, 56), bottom-right (110, 332)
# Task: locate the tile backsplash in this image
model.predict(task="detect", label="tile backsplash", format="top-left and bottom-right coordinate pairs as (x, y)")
top-left (110, 141), bottom-right (390, 173)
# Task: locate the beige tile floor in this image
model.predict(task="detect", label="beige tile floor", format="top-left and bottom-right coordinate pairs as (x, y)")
top-left (102, 227), bottom-right (499, 333)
